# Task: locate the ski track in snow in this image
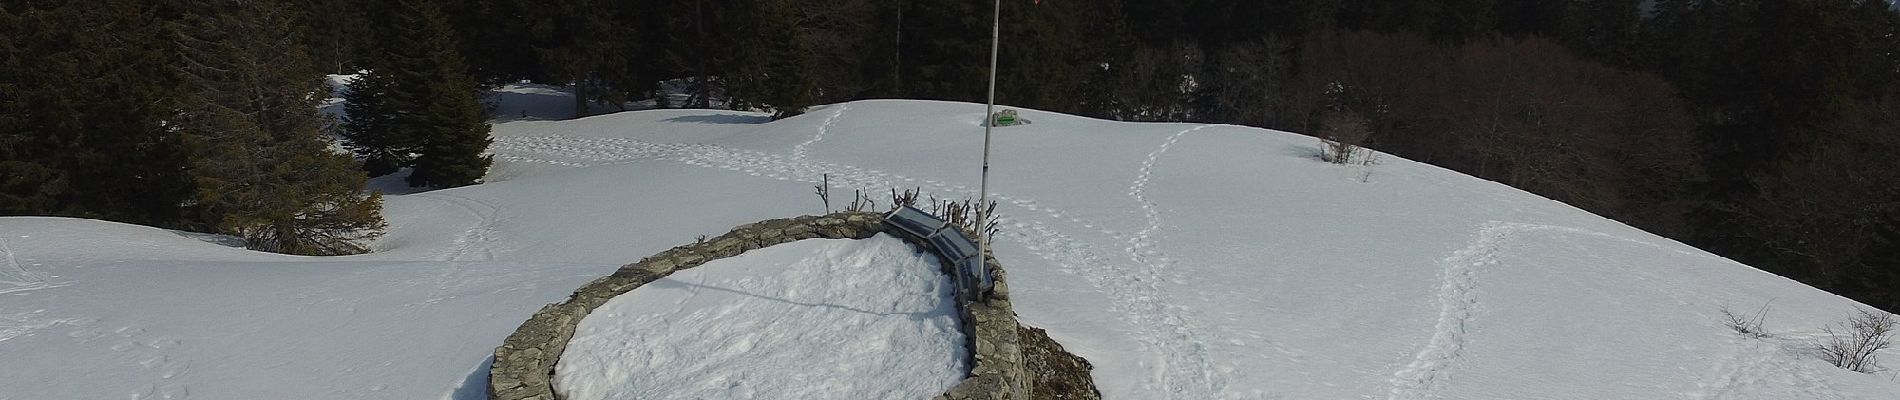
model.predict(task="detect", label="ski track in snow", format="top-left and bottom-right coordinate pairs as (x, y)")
top-left (0, 238), bottom-right (60, 295)
top-left (0, 309), bottom-right (62, 343)
top-left (1387, 222), bottom-right (1716, 400)
top-left (490, 131), bottom-right (1237, 398)
top-left (1123, 124), bottom-right (1230, 398)
top-left (411, 193), bottom-right (507, 308)
top-left (792, 104), bottom-right (847, 161)
top-left (424, 193), bottom-right (506, 263)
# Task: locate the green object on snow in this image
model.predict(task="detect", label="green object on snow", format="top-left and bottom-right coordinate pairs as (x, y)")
top-left (992, 109), bottom-right (1022, 127)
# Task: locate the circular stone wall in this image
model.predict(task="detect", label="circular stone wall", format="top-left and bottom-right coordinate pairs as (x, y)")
top-left (488, 211), bottom-right (1092, 400)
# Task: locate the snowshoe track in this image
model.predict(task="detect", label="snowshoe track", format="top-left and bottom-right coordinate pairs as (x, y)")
top-left (1389, 221), bottom-right (1699, 400)
top-left (1122, 124), bottom-right (1230, 398)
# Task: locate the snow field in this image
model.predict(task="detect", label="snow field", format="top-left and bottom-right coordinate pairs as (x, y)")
top-left (2, 87), bottom-right (1898, 400)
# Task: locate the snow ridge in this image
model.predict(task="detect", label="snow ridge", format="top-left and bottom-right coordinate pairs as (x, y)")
top-left (1388, 221), bottom-right (1681, 400)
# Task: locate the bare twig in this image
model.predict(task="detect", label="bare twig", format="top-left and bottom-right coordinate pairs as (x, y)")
top-left (1720, 300), bottom-right (1774, 339)
top-left (813, 173), bottom-right (831, 213)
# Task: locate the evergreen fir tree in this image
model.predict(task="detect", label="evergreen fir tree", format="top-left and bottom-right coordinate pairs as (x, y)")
top-left (290, 0), bottom-right (376, 74)
top-left (341, 68), bottom-right (412, 177)
top-left (400, 0), bottom-right (491, 188)
top-left (729, 0), bottom-right (814, 119)
top-left (0, 0), bottom-right (196, 225)
top-left (169, 0), bottom-right (385, 255)
top-left (531, 0), bottom-right (648, 117)
top-left (345, 0), bottom-right (492, 188)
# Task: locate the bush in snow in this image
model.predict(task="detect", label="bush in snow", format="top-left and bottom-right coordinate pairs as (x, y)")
top-left (1319, 110), bottom-right (1373, 165)
top-left (1821, 308), bottom-right (1896, 373)
top-left (1720, 302), bottom-right (1773, 339)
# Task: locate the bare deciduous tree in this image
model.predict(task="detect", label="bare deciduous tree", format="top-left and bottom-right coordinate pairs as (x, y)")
top-left (1320, 110), bottom-right (1373, 164)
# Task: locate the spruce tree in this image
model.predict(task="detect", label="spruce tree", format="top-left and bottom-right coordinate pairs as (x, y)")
top-left (0, 0), bottom-right (196, 225)
top-left (528, 0), bottom-right (647, 117)
top-left (730, 0), bottom-right (814, 119)
top-left (169, 0), bottom-right (385, 255)
top-left (341, 68), bottom-right (412, 177)
top-left (345, 0), bottom-right (492, 188)
top-left (290, 0), bottom-right (376, 74)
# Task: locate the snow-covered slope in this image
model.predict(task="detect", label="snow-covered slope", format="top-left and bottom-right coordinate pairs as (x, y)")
top-left (3, 96), bottom-right (1898, 399)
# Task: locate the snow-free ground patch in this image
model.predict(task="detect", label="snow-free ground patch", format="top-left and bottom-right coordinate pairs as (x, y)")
top-left (554, 234), bottom-right (966, 400)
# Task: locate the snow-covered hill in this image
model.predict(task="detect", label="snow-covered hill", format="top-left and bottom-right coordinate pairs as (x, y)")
top-left (3, 95), bottom-right (1898, 399)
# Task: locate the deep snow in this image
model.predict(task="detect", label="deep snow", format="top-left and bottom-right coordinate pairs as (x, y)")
top-left (555, 234), bottom-right (966, 400)
top-left (2, 84), bottom-right (1899, 399)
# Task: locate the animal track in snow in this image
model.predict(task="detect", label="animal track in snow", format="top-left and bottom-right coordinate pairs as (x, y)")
top-left (792, 104), bottom-right (848, 161)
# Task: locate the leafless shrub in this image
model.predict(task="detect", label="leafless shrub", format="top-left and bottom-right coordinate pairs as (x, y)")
top-left (1294, 31), bottom-right (1702, 239)
top-left (813, 173), bottom-right (832, 213)
top-left (1356, 153), bottom-right (1384, 183)
top-left (844, 188), bottom-right (876, 213)
top-left (1720, 301), bottom-right (1773, 339)
top-left (1320, 110), bottom-right (1373, 165)
top-left (889, 187), bottom-right (921, 210)
top-left (813, 174), bottom-right (879, 213)
top-left (925, 195), bottom-right (999, 242)
top-left (1821, 308), bottom-right (1896, 373)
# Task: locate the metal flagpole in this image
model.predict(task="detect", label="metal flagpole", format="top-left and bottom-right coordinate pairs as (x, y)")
top-left (976, 0), bottom-right (1000, 300)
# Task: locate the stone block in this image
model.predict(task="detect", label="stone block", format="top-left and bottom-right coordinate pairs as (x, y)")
top-left (675, 252), bottom-right (706, 269)
top-left (639, 258), bottom-right (677, 274)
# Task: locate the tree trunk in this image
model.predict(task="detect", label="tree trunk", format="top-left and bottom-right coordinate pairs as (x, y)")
top-left (574, 81), bottom-right (589, 119)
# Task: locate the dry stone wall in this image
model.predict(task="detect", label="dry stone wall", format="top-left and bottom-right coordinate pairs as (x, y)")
top-left (488, 212), bottom-right (1094, 400)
